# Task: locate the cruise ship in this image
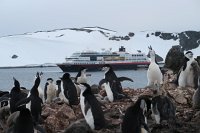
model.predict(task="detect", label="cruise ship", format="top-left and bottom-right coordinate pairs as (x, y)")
top-left (57, 46), bottom-right (150, 72)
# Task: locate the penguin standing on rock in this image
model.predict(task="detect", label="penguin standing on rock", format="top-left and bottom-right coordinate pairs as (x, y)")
top-left (178, 51), bottom-right (200, 88)
top-left (44, 78), bottom-right (57, 103)
top-left (193, 78), bottom-right (200, 109)
top-left (151, 95), bottom-right (176, 125)
top-left (60, 73), bottom-right (79, 105)
top-left (78, 83), bottom-right (105, 130)
top-left (10, 78), bottom-right (28, 113)
top-left (122, 97), bottom-right (151, 133)
top-left (100, 64), bottom-right (133, 102)
top-left (147, 46), bottom-right (163, 86)
top-left (16, 72), bottom-right (43, 124)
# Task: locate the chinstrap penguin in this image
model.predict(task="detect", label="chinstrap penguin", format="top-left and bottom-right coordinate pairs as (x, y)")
top-left (121, 97), bottom-right (151, 133)
top-left (44, 78), bottom-right (57, 103)
top-left (178, 51), bottom-right (200, 88)
top-left (147, 46), bottom-right (163, 86)
top-left (78, 83), bottom-right (105, 130)
top-left (60, 73), bottom-right (79, 105)
top-left (100, 64), bottom-right (133, 102)
top-left (9, 78), bottom-right (28, 113)
top-left (16, 73), bottom-right (43, 124)
top-left (75, 67), bottom-right (88, 84)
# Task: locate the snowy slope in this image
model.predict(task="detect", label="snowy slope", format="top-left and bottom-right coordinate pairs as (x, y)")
top-left (0, 27), bottom-right (198, 67)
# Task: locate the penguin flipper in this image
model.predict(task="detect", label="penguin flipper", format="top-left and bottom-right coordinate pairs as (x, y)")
top-left (151, 102), bottom-right (159, 115)
top-left (84, 99), bottom-right (91, 115)
top-left (44, 83), bottom-right (48, 100)
top-left (118, 77), bottom-right (134, 82)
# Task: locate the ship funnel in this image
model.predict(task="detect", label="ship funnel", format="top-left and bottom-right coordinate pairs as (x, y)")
top-left (119, 46), bottom-right (126, 52)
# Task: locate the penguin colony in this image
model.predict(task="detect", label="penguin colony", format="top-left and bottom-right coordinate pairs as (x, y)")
top-left (0, 46), bottom-right (199, 133)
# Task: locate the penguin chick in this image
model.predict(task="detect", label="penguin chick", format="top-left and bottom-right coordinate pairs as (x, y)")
top-left (44, 78), bottom-right (57, 104)
top-left (122, 97), bottom-right (151, 133)
top-left (151, 95), bottom-right (176, 125)
top-left (178, 51), bottom-right (199, 88)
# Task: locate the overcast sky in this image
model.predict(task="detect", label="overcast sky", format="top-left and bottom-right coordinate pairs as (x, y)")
top-left (0, 0), bottom-right (200, 37)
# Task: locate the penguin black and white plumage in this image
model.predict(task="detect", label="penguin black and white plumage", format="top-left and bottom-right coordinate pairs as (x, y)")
top-left (60, 73), bottom-right (79, 105)
top-left (9, 78), bottom-right (28, 113)
top-left (193, 78), bottom-right (200, 109)
top-left (147, 46), bottom-right (163, 86)
top-left (151, 95), bottom-right (176, 125)
top-left (78, 83), bottom-right (105, 130)
top-left (178, 51), bottom-right (200, 88)
top-left (44, 78), bottom-right (57, 103)
top-left (56, 80), bottom-right (62, 97)
top-left (8, 108), bottom-right (34, 133)
top-left (121, 97), bottom-right (151, 133)
top-left (16, 73), bottom-right (43, 124)
top-left (75, 67), bottom-right (88, 84)
top-left (0, 91), bottom-right (9, 108)
top-left (100, 64), bottom-right (133, 102)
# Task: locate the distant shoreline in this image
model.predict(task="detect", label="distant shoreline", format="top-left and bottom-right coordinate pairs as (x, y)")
top-left (0, 65), bottom-right (57, 69)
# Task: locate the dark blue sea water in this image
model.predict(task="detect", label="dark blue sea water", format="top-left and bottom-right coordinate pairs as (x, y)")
top-left (0, 67), bottom-right (147, 91)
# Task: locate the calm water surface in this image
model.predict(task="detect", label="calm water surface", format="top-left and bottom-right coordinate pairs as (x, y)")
top-left (0, 67), bottom-right (147, 91)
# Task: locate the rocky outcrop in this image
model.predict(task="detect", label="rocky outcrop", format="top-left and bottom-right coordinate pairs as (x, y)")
top-left (179, 31), bottom-right (200, 51)
top-left (164, 45), bottom-right (184, 73)
top-left (1, 71), bottom-right (200, 133)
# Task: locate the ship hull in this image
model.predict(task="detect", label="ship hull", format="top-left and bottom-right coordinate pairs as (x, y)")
top-left (57, 62), bottom-right (150, 72)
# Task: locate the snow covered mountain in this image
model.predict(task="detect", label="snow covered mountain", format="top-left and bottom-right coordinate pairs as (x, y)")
top-left (0, 27), bottom-right (199, 67)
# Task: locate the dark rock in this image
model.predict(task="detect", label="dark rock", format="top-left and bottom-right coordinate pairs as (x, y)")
top-left (128, 32), bottom-right (134, 37)
top-left (155, 31), bottom-right (161, 36)
top-left (11, 54), bottom-right (18, 59)
top-left (164, 45), bottom-right (184, 73)
top-left (42, 103), bottom-right (76, 133)
top-left (64, 119), bottom-right (93, 133)
top-left (179, 31), bottom-right (200, 51)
